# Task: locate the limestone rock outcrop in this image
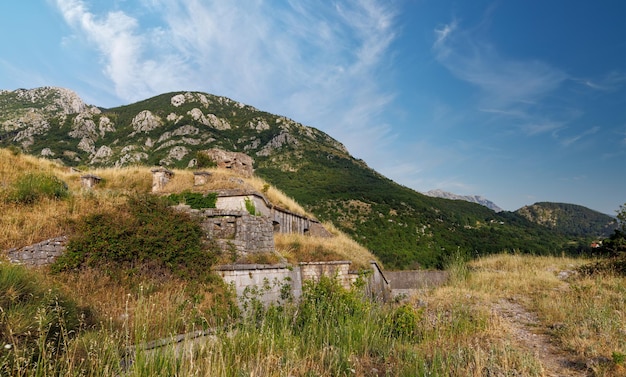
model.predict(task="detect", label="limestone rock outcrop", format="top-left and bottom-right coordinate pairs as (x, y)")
top-left (201, 148), bottom-right (254, 176)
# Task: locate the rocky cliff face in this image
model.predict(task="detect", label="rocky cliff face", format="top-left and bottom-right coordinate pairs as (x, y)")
top-left (0, 88), bottom-right (348, 169)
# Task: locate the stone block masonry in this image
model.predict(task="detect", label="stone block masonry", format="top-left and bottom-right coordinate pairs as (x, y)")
top-left (6, 236), bottom-right (68, 267)
top-left (194, 208), bottom-right (275, 255)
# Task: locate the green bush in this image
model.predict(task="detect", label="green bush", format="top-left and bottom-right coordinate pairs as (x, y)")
top-left (195, 151), bottom-right (216, 169)
top-left (244, 197), bottom-right (258, 216)
top-left (52, 194), bottom-right (220, 281)
top-left (385, 303), bottom-right (422, 339)
top-left (295, 275), bottom-right (368, 332)
top-left (7, 173), bottom-right (69, 204)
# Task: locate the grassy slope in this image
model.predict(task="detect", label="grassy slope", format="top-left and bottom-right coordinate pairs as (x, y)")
top-left (1, 91), bottom-right (583, 269)
top-left (3, 250), bottom-right (623, 376)
top-left (0, 148), bottom-right (375, 266)
top-left (256, 151), bottom-right (569, 269)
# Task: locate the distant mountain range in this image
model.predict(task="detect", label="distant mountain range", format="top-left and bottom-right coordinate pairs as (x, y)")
top-left (423, 189), bottom-right (504, 213)
top-left (0, 87), bottom-right (615, 268)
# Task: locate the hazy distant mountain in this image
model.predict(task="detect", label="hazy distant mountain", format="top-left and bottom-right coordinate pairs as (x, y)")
top-left (424, 189), bottom-right (503, 212)
top-left (1, 87), bottom-right (579, 268)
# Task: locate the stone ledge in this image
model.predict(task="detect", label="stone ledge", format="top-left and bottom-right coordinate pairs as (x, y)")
top-left (213, 263), bottom-right (291, 271)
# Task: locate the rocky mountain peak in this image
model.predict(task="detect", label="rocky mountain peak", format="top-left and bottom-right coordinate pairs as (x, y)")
top-left (12, 87), bottom-right (87, 115)
top-left (424, 189), bottom-right (503, 212)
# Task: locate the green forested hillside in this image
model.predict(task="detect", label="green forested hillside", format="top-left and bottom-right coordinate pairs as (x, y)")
top-left (516, 202), bottom-right (617, 238)
top-left (256, 150), bottom-right (567, 269)
top-left (0, 88), bottom-right (584, 269)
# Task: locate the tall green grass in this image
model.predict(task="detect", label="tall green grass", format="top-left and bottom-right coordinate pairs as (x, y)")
top-left (0, 264), bottom-right (92, 375)
top-left (9, 255), bottom-right (608, 377)
top-left (6, 172), bottom-right (69, 204)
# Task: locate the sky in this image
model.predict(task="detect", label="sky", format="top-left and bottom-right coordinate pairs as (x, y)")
top-left (1, 0), bottom-right (625, 215)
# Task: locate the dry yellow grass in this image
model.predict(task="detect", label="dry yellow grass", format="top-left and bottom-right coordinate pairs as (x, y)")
top-left (432, 253), bottom-right (626, 376)
top-left (1, 148), bottom-right (375, 268)
top-left (275, 222), bottom-right (376, 270)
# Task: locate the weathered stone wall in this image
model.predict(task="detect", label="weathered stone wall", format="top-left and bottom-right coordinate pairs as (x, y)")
top-left (213, 190), bottom-right (332, 238)
top-left (151, 167), bottom-right (174, 192)
top-left (196, 208), bottom-right (275, 255)
top-left (6, 236), bottom-right (68, 267)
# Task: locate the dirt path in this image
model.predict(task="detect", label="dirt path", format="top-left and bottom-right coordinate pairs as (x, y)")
top-left (492, 298), bottom-right (588, 377)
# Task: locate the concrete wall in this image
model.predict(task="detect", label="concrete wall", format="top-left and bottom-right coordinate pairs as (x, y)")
top-left (385, 270), bottom-right (449, 299)
top-left (299, 261), bottom-right (354, 289)
top-left (215, 264), bottom-right (302, 305)
top-left (215, 261), bottom-right (392, 307)
top-left (214, 190), bottom-right (332, 238)
top-left (366, 262), bottom-right (392, 302)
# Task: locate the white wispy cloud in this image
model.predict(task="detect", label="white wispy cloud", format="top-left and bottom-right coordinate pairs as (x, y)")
top-left (560, 126), bottom-right (600, 147)
top-left (53, 0), bottom-right (398, 161)
top-left (572, 71), bottom-right (626, 91)
top-left (431, 18), bottom-right (572, 143)
top-left (432, 23), bottom-right (568, 110)
top-left (523, 121), bottom-right (565, 136)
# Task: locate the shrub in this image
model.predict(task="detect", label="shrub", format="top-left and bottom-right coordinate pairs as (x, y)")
top-left (385, 303), bottom-right (422, 339)
top-left (195, 151), bottom-right (217, 169)
top-left (7, 173), bottom-right (69, 204)
top-left (296, 275), bottom-right (368, 331)
top-left (52, 194), bottom-right (220, 281)
top-left (244, 197), bottom-right (258, 216)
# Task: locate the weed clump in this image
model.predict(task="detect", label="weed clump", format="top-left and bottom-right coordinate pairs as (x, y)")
top-left (6, 172), bottom-right (69, 204)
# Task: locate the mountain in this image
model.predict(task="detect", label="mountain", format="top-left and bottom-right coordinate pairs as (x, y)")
top-left (516, 202), bottom-right (617, 238)
top-left (424, 189), bottom-right (503, 212)
top-left (1, 87), bottom-right (578, 269)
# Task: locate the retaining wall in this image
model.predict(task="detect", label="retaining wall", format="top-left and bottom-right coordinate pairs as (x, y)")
top-left (385, 270), bottom-right (449, 298)
top-left (215, 261), bottom-right (392, 307)
top-left (6, 236), bottom-right (68, 267)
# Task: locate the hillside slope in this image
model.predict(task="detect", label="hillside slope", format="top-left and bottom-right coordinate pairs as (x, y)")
top-left (1, 87), bottom-right (575, 268)
top-left (516, 202), bottom-right (617, 238)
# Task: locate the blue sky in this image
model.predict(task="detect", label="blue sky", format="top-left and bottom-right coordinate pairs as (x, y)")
top-left (1, 0), bottom-right (624, 215)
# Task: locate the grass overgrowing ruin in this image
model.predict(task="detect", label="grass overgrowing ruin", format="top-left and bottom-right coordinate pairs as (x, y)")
top-left (1, 149), bottom-right (624, 376)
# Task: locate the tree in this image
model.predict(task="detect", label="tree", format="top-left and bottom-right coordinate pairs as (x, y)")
top-left (599, 203), bottom-right (626, 265)
top-left (617, 203), bottom-right (626, 233)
